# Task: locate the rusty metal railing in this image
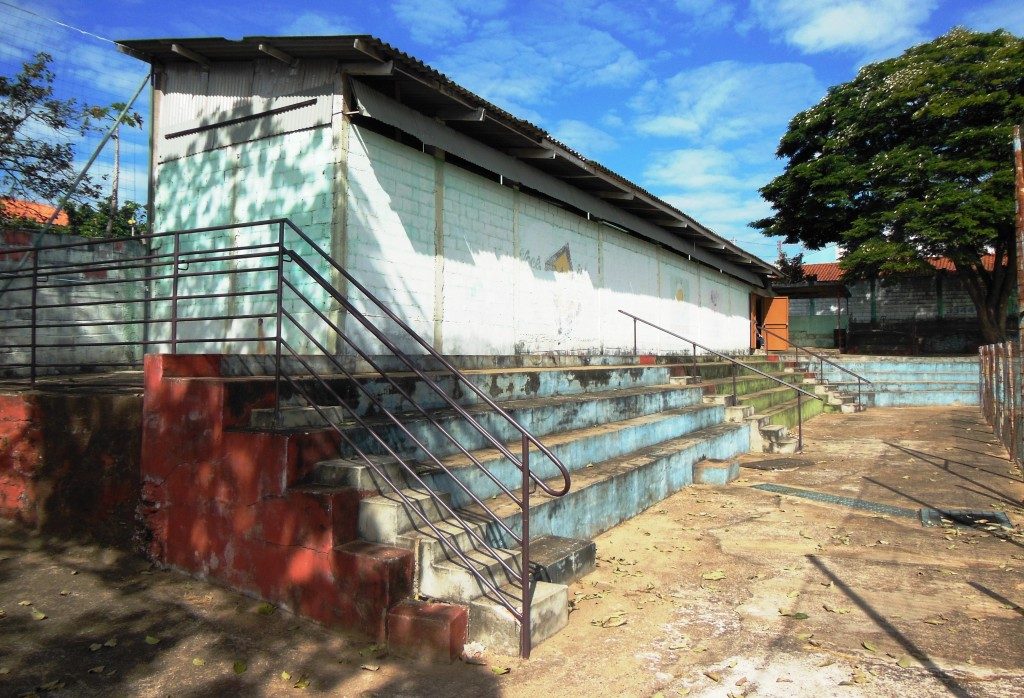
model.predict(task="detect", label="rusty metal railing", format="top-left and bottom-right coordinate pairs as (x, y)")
top-left (620, 309), bottom-right (824, 451)
top-left (0, 218), bottom-right (570, 658)
top-left (980, 341), bottom-right (1022, 464)
top-left (758, 324), bottom-right (872, 411)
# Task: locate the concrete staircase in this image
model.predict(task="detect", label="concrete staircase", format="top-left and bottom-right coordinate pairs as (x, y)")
top-left (810, 356), bottom-right (980, 407)
top-left (140, 352), bottom-right (854, 659)
top-left (249, 358), bottom-right (750, 653)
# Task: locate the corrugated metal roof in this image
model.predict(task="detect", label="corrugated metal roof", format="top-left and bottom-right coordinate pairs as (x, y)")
top-left (116, 35), bottom-right (777, 281)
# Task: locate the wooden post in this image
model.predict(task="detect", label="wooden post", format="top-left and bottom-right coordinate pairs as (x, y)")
top-left (1013, 125), bottom-right (1024, 462)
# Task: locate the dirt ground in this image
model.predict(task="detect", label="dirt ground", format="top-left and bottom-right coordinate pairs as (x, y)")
top-left (2, 406), bottom-right (1023, 697)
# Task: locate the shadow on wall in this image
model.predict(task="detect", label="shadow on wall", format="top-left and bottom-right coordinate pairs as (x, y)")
top-left (0, 390), bottom-right (143, 547)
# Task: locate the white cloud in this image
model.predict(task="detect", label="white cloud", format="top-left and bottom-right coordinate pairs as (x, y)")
top-left (280, 11), bottom-right (356, 36)
top-left (392, 0), bottom-right (507, 45)
top-left (633, 61), bottom-right (822, 144)
top-left (673, 0), bottom-right (736, 28)
top-left (963, 0), bottom-right (1024, 35)
top-left (551, 120), bottom-right (618, 156)
top-left (750, 0), bottom-right (937, 54)
top-left (429, 24), bottom-right (646, 116)
top-left (645, 148), bottom-right (764, 190)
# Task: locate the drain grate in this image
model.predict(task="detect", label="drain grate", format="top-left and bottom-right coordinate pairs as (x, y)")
top-left (919, 508), bottom-right (1012, 529)
top-left (751, 483), bottom-right (919, 518)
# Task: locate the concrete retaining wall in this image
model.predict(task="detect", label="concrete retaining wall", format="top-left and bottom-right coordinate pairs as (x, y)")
top-left (0, 229), bottom-right (147, 376)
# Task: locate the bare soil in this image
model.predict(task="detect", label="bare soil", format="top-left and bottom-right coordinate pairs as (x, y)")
top-left (2, 406), bottom-right (1023, 697)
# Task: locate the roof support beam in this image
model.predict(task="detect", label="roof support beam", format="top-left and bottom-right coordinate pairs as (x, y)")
top-left (170, 43), bottom-right (210, 68)
top-left (258, 43), bottom-right (298, 67)
top-left (506, 147), bottom-right (556, 159)
top-left (351, 80), bottom-right (765, 286)
top-left (596, 191), bottom-right (634, 200)
top-left (436, 107), bottom-right (486, 122)
top-left (342, 60), bottom-right (394, 76)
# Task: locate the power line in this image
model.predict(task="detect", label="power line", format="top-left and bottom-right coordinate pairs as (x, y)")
top-left (0, 1), bottom-right (114, 44)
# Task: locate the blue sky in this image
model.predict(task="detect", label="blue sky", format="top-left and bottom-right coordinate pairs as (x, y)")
top-left (4, 0), bottom-right (1024, 263)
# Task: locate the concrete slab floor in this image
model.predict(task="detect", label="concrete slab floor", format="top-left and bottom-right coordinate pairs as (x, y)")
top-left (1, 406), bottom-right (1022, 697)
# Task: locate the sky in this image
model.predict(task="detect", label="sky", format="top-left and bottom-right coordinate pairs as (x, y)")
top-left (2, 0), bottom-right (1023, 263)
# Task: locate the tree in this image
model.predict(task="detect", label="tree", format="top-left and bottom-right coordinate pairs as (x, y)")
top-left (64, 200), bottom-right (146, 238)
top-left (775, 249), bottom-right (806, 283)
top-left (754, 28), bottom-right (1024, 343)
top-left (0, 52), bottom-right (141, 231)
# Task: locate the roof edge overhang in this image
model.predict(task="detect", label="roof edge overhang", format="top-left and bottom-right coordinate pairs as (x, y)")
top-left (117, 35), bottom-right (779, 286)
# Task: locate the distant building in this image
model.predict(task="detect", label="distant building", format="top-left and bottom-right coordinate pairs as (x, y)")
top-left (777, 257), bottom-right (1012, 354)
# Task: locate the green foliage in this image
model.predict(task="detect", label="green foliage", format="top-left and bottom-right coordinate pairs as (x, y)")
top-left (775, 250), bottom-right (806, 283)
top-left (754, 28), bottom-right (1023, 340)
top-left (0, 52), bottom-right (143, 230)
top-left (64, 200), bottom-right (146, 238)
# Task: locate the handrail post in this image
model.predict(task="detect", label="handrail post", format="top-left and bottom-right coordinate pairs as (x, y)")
top-left (797, 390), bottom-right (803, 452)
top-left (275, 222), bottom-right (285, 422)
top-left (691, 342), bottom-right (698, 382)
top-left (731, 360), bottom-right (737, 404)
top-left (170, 232), bottom-right (180, 354)
top-left (633, 317), bottom-right (637, 356)
top-left (29, 247), bottom-right (38, 385)
top-left (520, 433), bottom-right (532, 659)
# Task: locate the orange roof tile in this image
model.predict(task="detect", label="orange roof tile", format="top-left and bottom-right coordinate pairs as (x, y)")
top-left (1, 198), bottom-right (69, 226)
top-left (803, 255), bottom-right (1000, 282)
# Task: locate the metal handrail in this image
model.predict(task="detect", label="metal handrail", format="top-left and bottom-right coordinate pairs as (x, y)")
top-left (0, 217), bottom-right (565, 658)
top-left (619, 309), bottom-right (823, 451)
top-left (757, 324), bottom-right (872, 410)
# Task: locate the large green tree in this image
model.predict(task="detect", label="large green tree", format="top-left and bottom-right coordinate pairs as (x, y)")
top-left (754, 28), bottom-right (1024, 343)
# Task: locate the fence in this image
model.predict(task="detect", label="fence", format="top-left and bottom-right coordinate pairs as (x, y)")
top-left (979, 341), bottom-right (1023, 463)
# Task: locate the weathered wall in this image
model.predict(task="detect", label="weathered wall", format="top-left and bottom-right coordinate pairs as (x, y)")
top-left (150, 60), bottom-right (756, 358)
top-left (345, 126), bottom-right (753, 355)
top-left (0, 229), bottom-right (146, 376)
top-left (0, 390), bottom-right (142, 546)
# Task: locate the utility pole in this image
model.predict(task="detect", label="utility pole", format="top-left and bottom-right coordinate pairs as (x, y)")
top-left (1015, 125), bottom-right (1024, 347)
top-left (105, 123), bottom-right (120, 237)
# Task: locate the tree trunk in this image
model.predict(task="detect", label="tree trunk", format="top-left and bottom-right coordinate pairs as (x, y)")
top-left (959, 244), bottom-right (1015, 346)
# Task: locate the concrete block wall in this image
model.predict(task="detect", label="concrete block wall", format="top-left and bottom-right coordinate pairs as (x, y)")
top-left (0, 230), bottom-right (146, 376)
top-left (345, 126), bottom-right (753, 356)
top-left (153, 126), bottom-right (337, 355)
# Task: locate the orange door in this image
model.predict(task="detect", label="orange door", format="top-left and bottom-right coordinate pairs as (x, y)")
top-left (763, 296), bottom-right (790, 351)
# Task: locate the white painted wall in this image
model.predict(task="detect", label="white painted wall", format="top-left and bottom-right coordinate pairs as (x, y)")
top-left (345, 126), bottom-right (753, 355)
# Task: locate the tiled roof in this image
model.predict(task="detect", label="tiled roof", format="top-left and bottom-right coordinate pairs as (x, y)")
top-left (0, 198), bottom-right (69, 226)
top-left (803, 255), bottom-right (999, 281)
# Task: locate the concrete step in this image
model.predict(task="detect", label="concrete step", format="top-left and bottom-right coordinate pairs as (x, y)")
top-left (422, 546), bottom-right (523, 602)
top-left (469, 580), bottom-right (568, 655)
top-left (257, 363), bottom-right (684, 417)
top-left (752, 393), bottom-right (828, 430)
top-left (455, 421), bottom-right (750, 546)
top-left (738, 384), bottom-right (812, 413)
top-left (358, 488), bottom-right (454, 544)
top-left (251, 382), bottom-right (705, 462)
top-left (403, 403), bottom-right (726, 509)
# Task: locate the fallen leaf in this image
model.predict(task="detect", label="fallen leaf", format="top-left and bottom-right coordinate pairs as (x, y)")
top-left (281, 671), bottom-right (291, 680)
top-left (31, 608), bottom-right (47, 621)
top-left (18, 600), bottom-right (31, 606)
top-left (255, 602), bottom-right (275, 615)
top-left (88, 665), bottom-right (105, 674)
top-left (145, 635), bottom-right (160, 645)
top-left (704, 670), bottom-right (722, 683)
top-left (293, 676), bottom-right (310, 689)
top-left (90, 643), bottom-right (102, 652)
top-left (862, 641), bottom-right (878, 653)
top-left (897, 656), bottom-right (914, 668)
top-left (104, 638), bottom-right (118, 648)
top-left (701, 570), bottom-right (726, 581)
top-left (491, 666), bottom-right (511, 675)
top-left (192, 658), bottom-right (205, 667)
top-left (360, 663), bottom-right (380, 672)
top-left (59, 590), bottom-right (70, 597)
top-left (233, 660), bottom-right (247, 674)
